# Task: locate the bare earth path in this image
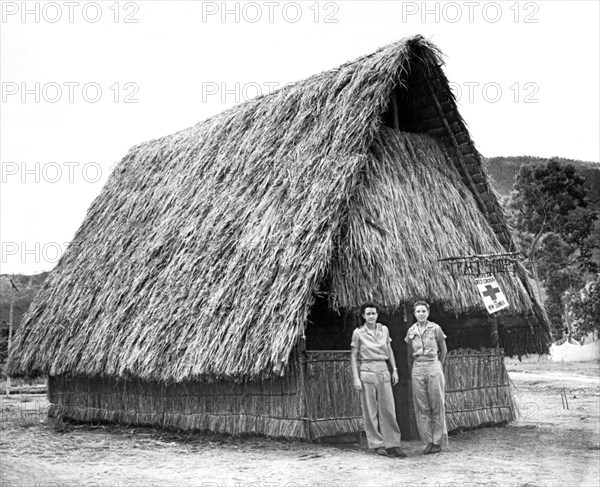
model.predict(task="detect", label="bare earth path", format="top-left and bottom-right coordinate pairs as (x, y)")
top-left (1, 359), bottom-right (598, 487)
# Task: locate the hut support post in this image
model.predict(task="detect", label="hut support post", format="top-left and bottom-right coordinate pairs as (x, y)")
top-left (491, 315), bottom-right (499, 349)
top-left (403, 303), bottom-right (419, 439)
top-left (297, 336), bottom-right (312, 441)
top-left (5, 277), bottom-right (16, 396)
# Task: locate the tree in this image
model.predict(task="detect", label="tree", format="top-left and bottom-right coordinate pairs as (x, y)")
top-left (503, 160), bottom-right (590, 299)
top-left (567, 275), bottom-right (600, 336)
top-left (563, 206), bottom-right (600, 273)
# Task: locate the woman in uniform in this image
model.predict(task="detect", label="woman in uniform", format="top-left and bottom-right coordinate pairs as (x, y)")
top-left (405, 301), bottom-right (448, 454)
top-left (350, 302), bottom-right (406, 458)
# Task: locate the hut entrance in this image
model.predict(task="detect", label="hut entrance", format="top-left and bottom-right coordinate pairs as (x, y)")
top-left (304, 296), bottom-right (419, 440)
top-left (377, 306), bottom-right (420, 440)
top-left (304, 294), bottom-right (353, 350)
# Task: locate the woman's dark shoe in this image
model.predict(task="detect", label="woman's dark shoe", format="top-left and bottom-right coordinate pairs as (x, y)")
top-left (423, 443), bottom-right (434, 454)
top-left (386, 447), bottom-right (407, 458)
top-left (375, 447), bottom-right (388, 456)
top-left (429, 444), bottom-right (442, 454)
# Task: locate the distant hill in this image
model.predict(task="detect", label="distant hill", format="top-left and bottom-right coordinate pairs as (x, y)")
top-left (484, 156), bottom-right (600, 201)
top-left (1, 272), bottom-right (49, 362)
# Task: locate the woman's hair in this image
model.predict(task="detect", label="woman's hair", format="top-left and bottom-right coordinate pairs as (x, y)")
top-left (360, 301), bottom-right (379, 316)
top-left (413, 300), bottom-right (430, 312)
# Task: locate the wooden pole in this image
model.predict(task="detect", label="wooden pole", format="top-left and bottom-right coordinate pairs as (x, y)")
top-left (296, 335), bottom-right (311, 440)
top-left (6, 277), bottom-right (16, 396)
top-left (491, 314), bottom-right (499, 350)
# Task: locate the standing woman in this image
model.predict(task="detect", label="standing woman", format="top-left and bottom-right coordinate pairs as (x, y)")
top-left (405, 301), bottom-right (448, 454)
top-left (350, 302), bottom-right (406, 458)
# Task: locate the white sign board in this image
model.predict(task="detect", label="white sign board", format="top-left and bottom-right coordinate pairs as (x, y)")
top-left (475, 273), bottom-right (509, 314)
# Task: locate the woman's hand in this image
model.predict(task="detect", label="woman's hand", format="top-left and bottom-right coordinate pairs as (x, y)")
top-left (391, 369), bottom-right (399, 385)
top-left (353, 379), bottom-right (363, 392)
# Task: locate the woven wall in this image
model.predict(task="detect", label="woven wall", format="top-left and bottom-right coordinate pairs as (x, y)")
top-left (302, 348), bottom-right (516, 439)
top-left (48, 368), bottom-right (308, 439)
top-left (47, 349), bottom-right (515, 439)
top-left (303, 351), bottom-right (362, 438)
top-left (444, 349), bottom-right (516, 430)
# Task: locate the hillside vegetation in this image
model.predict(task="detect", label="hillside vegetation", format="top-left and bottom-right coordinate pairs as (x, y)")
top-left (0, 272), bottom-right (49, 362)
top-left (485, 156), bottom-right (600, 201)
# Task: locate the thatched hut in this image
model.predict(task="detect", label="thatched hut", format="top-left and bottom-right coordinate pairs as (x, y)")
top-left (8, 36), bottom-right (550, 440)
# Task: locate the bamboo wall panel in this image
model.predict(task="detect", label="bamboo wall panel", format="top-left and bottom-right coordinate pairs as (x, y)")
top-left (304, 351), bottom-right (363, 438)
top-left (47, 349), bottom-right (515, 439)
top-left (444, 349), bottom-right (516, 430)
top-left (48, 365), bottom-right (309, 439)
top-left (302, 349), bottom-right (516, 438)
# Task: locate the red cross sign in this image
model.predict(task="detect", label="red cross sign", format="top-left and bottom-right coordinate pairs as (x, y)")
top-left (482, 284), bottom-right (502, 301)
top-left (474, 274), bottom-right (509, 314)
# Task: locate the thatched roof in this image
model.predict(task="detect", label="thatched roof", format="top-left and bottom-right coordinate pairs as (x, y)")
top-left (8, 36), bottom-right (550, 382)
top-left (331, 127), bottom-right (535, 311)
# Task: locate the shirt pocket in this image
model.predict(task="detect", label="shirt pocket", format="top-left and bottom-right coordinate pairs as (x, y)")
top-left (424, 330), bottom-right (437, 350)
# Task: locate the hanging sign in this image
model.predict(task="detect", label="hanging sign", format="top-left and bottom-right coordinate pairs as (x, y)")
top-left (475, 273), bottom-right (509, 314)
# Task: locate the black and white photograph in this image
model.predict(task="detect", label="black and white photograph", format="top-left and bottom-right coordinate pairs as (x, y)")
top-left (1, 1), bottom-right (599, 486)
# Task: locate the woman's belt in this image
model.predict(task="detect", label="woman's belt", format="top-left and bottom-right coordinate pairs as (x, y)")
top-left (414, 356), bottom-right (439, 362)
top-left (359, 360), bottom-right (389, 372)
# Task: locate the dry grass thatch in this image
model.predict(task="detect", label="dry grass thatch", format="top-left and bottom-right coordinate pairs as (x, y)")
top-left (8, 36), bottom-right (550, 382)
top-left (329, 127), bottom-right (537, 313)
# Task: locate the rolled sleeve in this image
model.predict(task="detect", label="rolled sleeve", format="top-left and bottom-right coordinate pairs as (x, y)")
top-left (383, 325), bottom-right (392, 344)
top-left (435, 325), bottom-right (447, 341)
top-left (351, 329), bottom-right (360, 349)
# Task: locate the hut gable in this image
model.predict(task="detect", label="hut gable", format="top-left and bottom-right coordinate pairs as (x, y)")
top-left (8, 36), bottom-right (549, 383)
top-left (329, 127), bottom-right (534, 312)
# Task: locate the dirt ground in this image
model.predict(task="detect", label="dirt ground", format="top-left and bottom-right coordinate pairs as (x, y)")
top-left (1, 358), bottom-right (598, 487)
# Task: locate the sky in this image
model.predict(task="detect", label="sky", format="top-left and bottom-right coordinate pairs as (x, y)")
top-left (1, 0), bottom-right (599, 275)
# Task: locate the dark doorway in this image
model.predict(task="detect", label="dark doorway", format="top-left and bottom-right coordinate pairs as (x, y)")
top-left (305, 294), bottom-right (354, 350)
top-left (378, 306), bottom-right (420, 440)
top-left (305, 296), bottom-right (420, 440)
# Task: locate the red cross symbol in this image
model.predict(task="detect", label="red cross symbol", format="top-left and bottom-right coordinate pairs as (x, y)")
top-left (482, 284), bottom-right (501, 301)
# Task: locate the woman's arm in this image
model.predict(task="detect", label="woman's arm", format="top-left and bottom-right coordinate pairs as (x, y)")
top-left (406, 340), bottom-right (414, 374)
top-left (437, 330), bottom-right (447, 365)
top-left (350, 346), bottom-right (362, 391)
top-left (387, 342), bottom-right (399, 385)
